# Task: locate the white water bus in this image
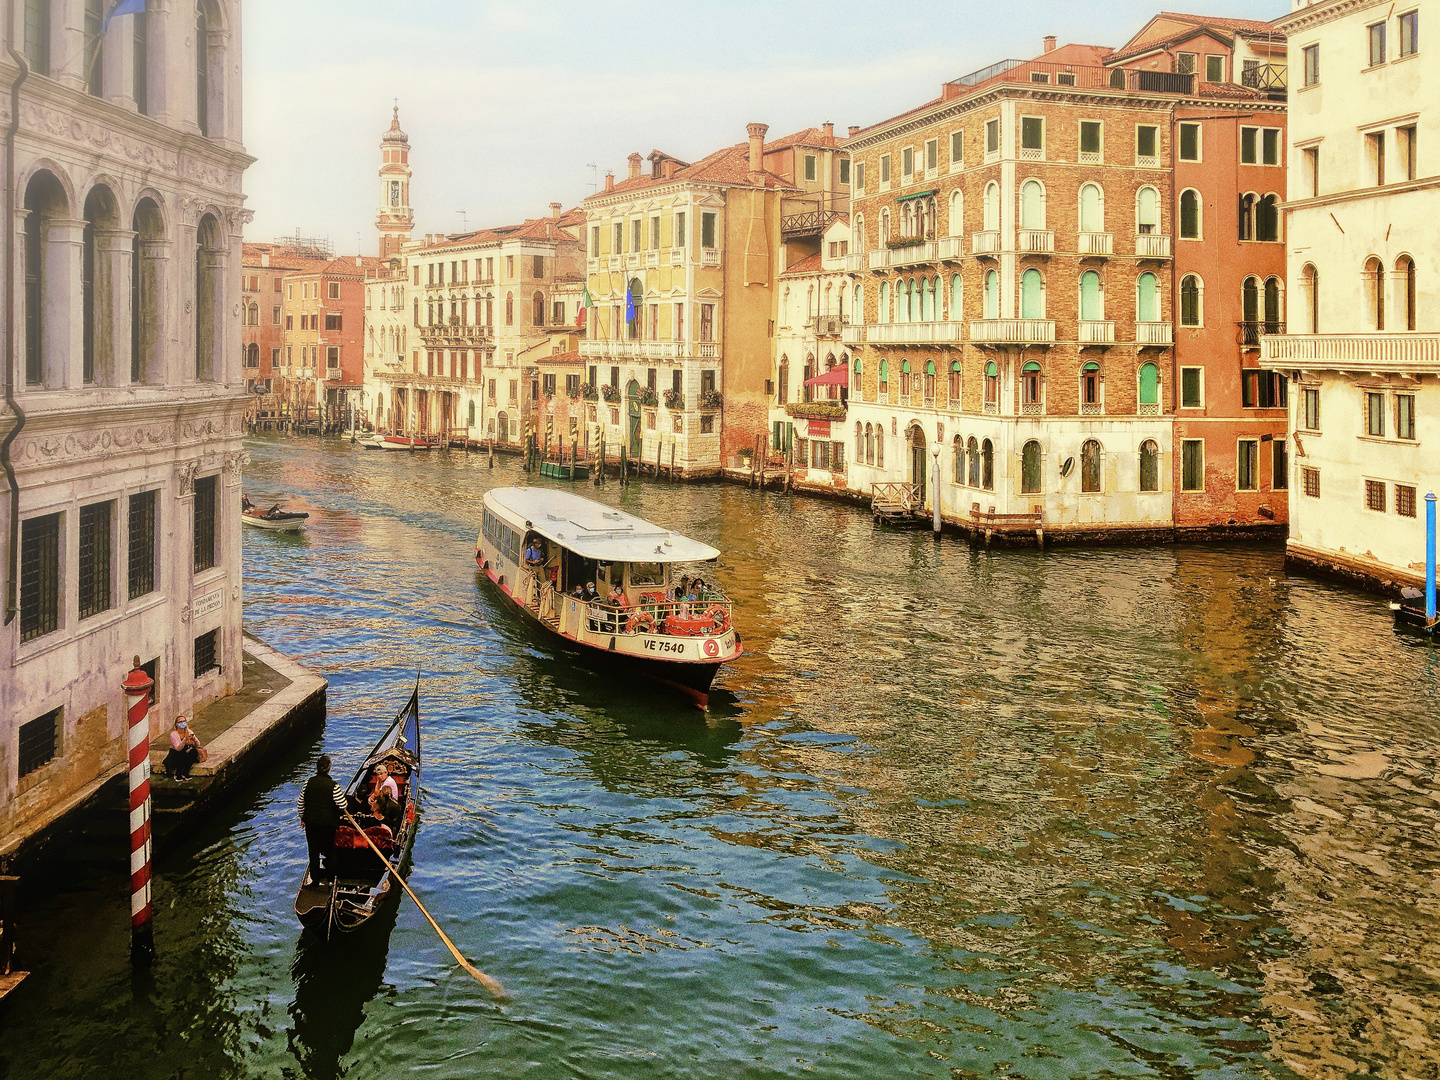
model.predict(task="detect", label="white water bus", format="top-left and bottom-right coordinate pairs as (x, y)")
top-left (475, 487), bottom-right (742, 706)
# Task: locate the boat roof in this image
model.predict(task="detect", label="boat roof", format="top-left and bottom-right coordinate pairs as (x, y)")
top-left (485, 486), bottom-right (720, 564)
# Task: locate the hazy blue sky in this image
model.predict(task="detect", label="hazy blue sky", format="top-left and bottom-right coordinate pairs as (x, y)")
top-left (243, 0), bottom-right (1290, 252)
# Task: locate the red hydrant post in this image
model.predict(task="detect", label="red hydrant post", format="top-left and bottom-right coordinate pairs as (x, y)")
top-left (122, 656), bottom-right (156, 967)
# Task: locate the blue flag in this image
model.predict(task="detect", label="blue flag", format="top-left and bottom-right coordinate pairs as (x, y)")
top-left (625, 282), bottom-right (638, 324)
top-left (103, 0), bottom-right (146, 33)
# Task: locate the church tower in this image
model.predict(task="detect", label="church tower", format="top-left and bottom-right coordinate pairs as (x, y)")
top-left (376, 104), bottom-right (414, 260)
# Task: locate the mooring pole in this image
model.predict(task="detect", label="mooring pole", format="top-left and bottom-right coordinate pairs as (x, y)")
top-left (122, 657), bottom-right (156, 967)
top-left (1426, 492), bottom-right (1436, 625)
top-left (933, 448), bottom-right (942, 534)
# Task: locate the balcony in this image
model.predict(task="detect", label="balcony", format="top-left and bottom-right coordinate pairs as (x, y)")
top-left (586, 258), bottom-right (601, 274)
top-left (867, 248), bottom-right (892, 270)
top-left (1078, 320), bottom-right (1115, 345)
top-left (972, 230), bottom-right (1001, 255)
top-left (669, 249), bottom-right (684, 265)
top-left (809, 315), bottom-right (845, 338)
top-left (841, 324), bottom-right (864, 347)
top-left (701, 248), bottom-right (721, 267)
top-left (867, 321), bottom-right (966, 346)
top-left (1137, 321), bottom-right (1173, 346)
top-left (888, 240), bottom-right (939, 268)
top-left (644, 251), bottom-right (660, 269)
top-left (1079, 402), bottom-right (1104, 416)
top-left (1135, 233), bottom-right (1172, 259)
top-left (1077, 232), bottom-right (1113, 257)
top-left (1259, 333), bottom-right (1440, 372)
top-left (842, 252), bottom-right (867, 274)
top-left (781, 208), bottom-right (844, 239)
top-left (698, 341), bottom-right (718, 357)
top-left (938, 236), bottom-right (966, 261)
top-left (1019, 229), bottom-right (1054, 254)
top-left (1240, 63), bottom-right (1287, 99)
top-left (970, 319), bottom-right (1056, 346)
top-left (1237, 320), bottom-right (1285, 347)
top-left (786, 399), bottom-right (848, 420)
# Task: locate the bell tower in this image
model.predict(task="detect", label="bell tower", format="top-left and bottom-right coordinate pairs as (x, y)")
top-left (376, 103), bottom-right (414, 261)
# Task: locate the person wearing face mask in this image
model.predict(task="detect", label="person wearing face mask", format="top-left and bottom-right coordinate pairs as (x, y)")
top-left (163, 715), bottom-right (205, 781)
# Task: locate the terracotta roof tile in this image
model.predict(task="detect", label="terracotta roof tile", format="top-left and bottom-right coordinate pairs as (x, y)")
top-left (588, 139), bottom-right (800, 202)
top-left (780, 253), bottom-right (823, 277)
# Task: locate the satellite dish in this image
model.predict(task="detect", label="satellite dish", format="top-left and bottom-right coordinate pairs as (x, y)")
top-left (1060, 457), bottom-right (1075, 477)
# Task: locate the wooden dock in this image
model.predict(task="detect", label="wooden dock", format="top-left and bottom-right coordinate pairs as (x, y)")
top-left (871, 482), bottom-right (926, 527)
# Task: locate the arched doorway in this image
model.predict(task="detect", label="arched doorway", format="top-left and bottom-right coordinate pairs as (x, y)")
top-left (626, 379), bottom-right (642, 457)
top-left (909, 423), bottom-right (926, 494)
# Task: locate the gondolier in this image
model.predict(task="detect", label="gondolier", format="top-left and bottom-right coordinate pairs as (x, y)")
top-left (298, 756), bottom-right (347, 882)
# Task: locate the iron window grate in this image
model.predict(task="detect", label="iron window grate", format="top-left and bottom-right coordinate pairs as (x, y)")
top-left (78, 500), bottom-right (112, 619)
top-left (1365, 479), bottom-right (1387, 512)
top-left (1396, 485), bottom-right (1417, 518)
top-left (18, 707), bottom-right (60, 777)
top-left (20, 512), bottom-right (61, 642)
top-left (128, 489), bottom-right (157, 598)
top-left (193, 474), bottom-right (217, 572)
top-left (194, 628), bottom-right (219, 678)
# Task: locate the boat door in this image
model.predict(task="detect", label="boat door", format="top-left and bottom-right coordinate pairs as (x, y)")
top-left (626, 380), bottom-right (642, 457)
top-left (910, 424), bottom-right (926, 499)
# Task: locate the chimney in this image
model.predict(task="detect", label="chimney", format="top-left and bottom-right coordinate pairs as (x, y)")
top-left (627, 152), bottom-right (642, 179)
top-left (261, 251), bottom-right (270, 268)
top-left (661, 159), bottom-right (676, 179)
top-left (550, 201), bottom-right (562, 220)
top-left (822, 121), bottom-right (834, 140)
top-left (848, 125), bottom-right (860, 138)
top-left (355, 255), bottom-right (362, 267)
top-left (604, 170), bottom-right (615, 192)
top-left (747, 122), bottom-right (768, 179)
top-left (1043, 35), bottom-right (1057, 53)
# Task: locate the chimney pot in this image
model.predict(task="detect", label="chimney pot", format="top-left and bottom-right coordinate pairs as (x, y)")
top-left (627, 152), bottom-right (642, 179)
top-left (848, 125), bottom-right (860, 138)
top-left (1043, 35), bottom-right (1057, 53)
top-left (822, 121), bottom-right (834, 140)
top-left (550, 201), bottom-right (562, 220)
top-left (746, 122), bottom-right (769, 178)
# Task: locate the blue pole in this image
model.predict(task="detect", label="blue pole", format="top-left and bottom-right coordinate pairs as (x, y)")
top-left (1427, 492), bottom-right (1437, 625)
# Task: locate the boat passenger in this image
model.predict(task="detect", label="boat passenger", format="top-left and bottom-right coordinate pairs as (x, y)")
top-left (609, 584), bottom-right (629, 608)
top-left (583, 581), bottom-right (598, 602)
top-left (297, 755), bottom-right (347, 883)
top-left (524, 539), bottom-right (544, 567)
top-left (370, 764), bottom-right (399, 810)
top-left (692, 577), bottom-right (707, 600)
top-left (163, 716), bottom-right (205, 781)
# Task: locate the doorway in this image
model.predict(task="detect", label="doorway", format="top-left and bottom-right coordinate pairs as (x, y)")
top-left (627, 379), bottom-right (642, 457)
top-left (910, 424), bottom-right (926, 495)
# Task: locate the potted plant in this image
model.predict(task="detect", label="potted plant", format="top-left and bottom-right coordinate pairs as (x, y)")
top-left (600, 384), bottom-right (621, 403)
top-left (698, 388), bottom-right (723, 409)
top-left (581, 382), bottom-right (599, 401)
top-left (663, 388), bottom-right (685, 410)
top-left (638, 387), bottom-right (659, 407)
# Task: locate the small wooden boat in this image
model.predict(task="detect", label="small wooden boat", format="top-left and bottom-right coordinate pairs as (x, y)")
top-left (379, 434), bottom-right (438, 451)
top-left (294, 682), bottom-right (421, 937)
top-left (539, 459), bottom-right (589, 481)
top-left (358, 434), bottom-right (387, 450)
top-left (1391, 587), bottom-right (1439, 641)
top-left (242, 494), bottom-right (310, 532)
top-left (475, 487), bottom-right (741, 706)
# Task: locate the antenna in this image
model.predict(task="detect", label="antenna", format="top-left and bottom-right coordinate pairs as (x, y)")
top-left (457, 210), bottom-right (468, 231)
top-left (587, 164), bottom-right (598, 192)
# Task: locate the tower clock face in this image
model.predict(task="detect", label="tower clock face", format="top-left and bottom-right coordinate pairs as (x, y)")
top-left (390, 181), bottom-right (401, 207)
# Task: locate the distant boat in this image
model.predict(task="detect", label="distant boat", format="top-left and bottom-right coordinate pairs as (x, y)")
top-left (242, 494), bottom-right (309, 532)
top-left (295, 681), bottom-right (421, 937)
top-left (379, 435), bottom-right (438, 451)
top-left (475, 487), bottom-right (741, 706)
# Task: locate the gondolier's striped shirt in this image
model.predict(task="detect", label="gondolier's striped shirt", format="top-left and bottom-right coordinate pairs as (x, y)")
top-left (297, 776), bottom-right (347, 819)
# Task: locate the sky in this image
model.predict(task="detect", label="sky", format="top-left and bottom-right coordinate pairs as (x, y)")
top-left (242, 0), bottom-right (1291, 253)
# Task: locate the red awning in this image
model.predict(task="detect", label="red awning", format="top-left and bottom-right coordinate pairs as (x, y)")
top-left (803, 364), bottom-right (850, 388)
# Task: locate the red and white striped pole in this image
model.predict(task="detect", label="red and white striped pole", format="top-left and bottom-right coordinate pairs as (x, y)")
top-left (122, 656), bottom-right (156, 966)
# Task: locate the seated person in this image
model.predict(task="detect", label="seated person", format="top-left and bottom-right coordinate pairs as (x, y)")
top-left (372, 789), bottom-right (403, 832)
top-left (608, 584), bottom-right (628, 608)
top-left (582, 581), bottom-right (598, 602)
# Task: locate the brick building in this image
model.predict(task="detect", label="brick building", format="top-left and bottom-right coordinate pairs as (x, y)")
top-left (280, 256), bottom-right (377, 431)
top-left (240, 241), bottom-right (329, 424)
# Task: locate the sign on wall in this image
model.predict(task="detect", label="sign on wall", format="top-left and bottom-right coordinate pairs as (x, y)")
top-left (807, 420), bottom-right (831, 439)
top-left (192, 589), bottom-right (224, 621)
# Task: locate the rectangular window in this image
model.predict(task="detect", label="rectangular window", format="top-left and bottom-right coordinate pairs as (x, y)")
top-left (701, 212), bottom-right (717, 249)
top-left (1396, 393), bottom-right (1416, 439)
top-left (986, 119), bottom-right (1000, 154)
top-left (591, 225), bottom-right (600, 255)
top-left (854, 162), bottom-right (865, 190)
top-left (1302, 466), bottom-right (1321, 497)
top-left (285, 315), bottom-right (293, 331)
top-left (1366, 391), bottom-right (1386, 436)
top-left (1303, 44), bottom-right (1320, 86)
top-left (805, 154), bottom-right (817, 181)
top-left (18, 707), bottom-right (60, 778)
top-left (1181, 367), bottom-right (1203, 408)
top-left (1176, 52), bottom-right (1197, 75)
top-left (1303, 388), bottom-right (1321, 430)
top-left (1179, 123), bottom-right (1201, 161)
top-left (1366, 131), bottom-right (1386, 185)
top-left (78, 500), bottom-right (113, 620)
top-left (880, 154), bottom-right (891, 182)
top-left (1181, 439), bottom-right (1204, 491)
top-left (613, 223), bottom-right (623, 253)
top-left (650, 216), bottom-right (661, 249)
top-left (700, 414), bottom-right (714, 434)
top-left (193, 474), bottom-right (217, 573)
top-left (272, 306), bottom-right (281, 325)
top-left (20, 511), bottom-right (61, 643)
top-left (1020, 116), bottom-right (1044, 152)
top-left (542, 373), bottom-right (556, 397)
top-left (950, 130), bottom-right (963, 167)
top-left (838, 158), bottom-right (850, 185)
top-left (609, 366), bottom-right (620, 388)
top-left (631, 219), bottom-right (642, 252)
top-left (675, 212), bottom-right (686, 248)
top-left (327, 282), bottom-right (340, 300)
top-left (672, 369), bottom-right (682, 394)
top-left (553, 300), bottom-right (565, 325)
top-left (1136, 125), bottom-right (1158, 160)
top-left (1397, 484), bottom-right (1417, 517)
top-left (925, 139), bottom-right (937, 171)
top-left (1080, 121), bottom-right (1102, 159)
top-left (534, 254), bottom-right (545, 277)
top-left (194, 628), bottom-right (219, 678)
top-left (1272, 439), bottom-right (1288, 490)
top-left (1365, 479), bottom-right (1388, 512)
top-left (1400, 10), bottom-right (1418, 56)
top-left (1241, 127), bottom-right (1258, 164)
top-left (700, 304), bottom-right (715, 342)
top-left (327, 346), bottom-right (339, 369)
top-left (1369, 21), bottom-right (1386, 66)
top-left (1398, 125), bottom-right (1418, 181)
top-left (1263, 128), bottom-right (1280, 166)
top-left (902, 146), bottom-right (914, 177)
top-left (1205, 54), bottom-right (1225, 82)
top-left (325, 313), bottom-right (341, 331)
top-left (1237, 440), bottom-right (1259, 491)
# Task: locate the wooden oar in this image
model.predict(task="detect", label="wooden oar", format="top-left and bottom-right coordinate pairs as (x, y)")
top-left (342, 810), bottom-right (505, 998)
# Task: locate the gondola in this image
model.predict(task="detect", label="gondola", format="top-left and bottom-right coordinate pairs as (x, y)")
top-left (1391, 586), bottom-right (1440, 641)
top-left (294, 681), bottom-right (421, 937)
top-left (242, 493), bottom-right (310, 532)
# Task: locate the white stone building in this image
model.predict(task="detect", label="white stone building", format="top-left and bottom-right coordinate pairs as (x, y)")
top-left (1262, 0), bottom-right (1438, 589)
top-left (0, 1), bottom-right (250, 845)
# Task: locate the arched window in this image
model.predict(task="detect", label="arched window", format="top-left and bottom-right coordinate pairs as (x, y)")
top-left (919, 277), bottom-right (931, 321)
top-left (82, 185), bottom-right (120, 385)
top-left (1081, 361), bottom-right (1101, 407)
top-left (1179, 189), bottom-right (1201, 239)
top-left (1238, 193), bottom-right (1256, 241)
top-left (1136, 186), bottom-right (1160, 235)
top-left (950, 275), bottom-right (962, 321)
top-left (899, 358), bottom-right (911, 397)
top-left (1079, 183), bottom-right (1103, 233)
top-left (1081, 439), bottom-right (1102, 492)
top-left (1136, 272), bottom-right (1159, 323)
top-left (1302, 263), bottom-right (1320, 333)
top-left (1396, 256), bottom-right (1417, 331)
top-left (24, 171), bottom-right (71, 388)
top-left (928, 277), bottom-right (938, 322)
top-left (248, 302), bottom-right (259, 325)
top-left (1242, 276), bottom-right (1260, 323)
top-left (878, 358), bottom-right (889, 397)
top-left (1180, 274), bottom-right (1202, 326)
top-left (855, 421), bottom-right (863, 462)
top-left (967, 436), bottom-right (980, 486)
top-left (129, 197), bottom-right (160, 385)
top-left (532, 291), bottom-right (545, 326)
top-left (1021, 360), bottom-right (1042, 405)
top-left (1079, 270), bottom-right (1102, 321)
top-left (953, 435), bottom-right (964, 483)
top-left (1256, 194), bottom-right (1280, 243)
top-left (924, 359), bottom-right (936, 401)
top-left (1138, 362), bottom-right (1159, 409)
top-left (983, 269), bottom-right (999, 319)
top-left (910, 278), bottom-right (922, 322)
top-left (497, 410), bottom-right (509, 443)
top-left (949, 190), bottom-right (964, 237)
top-left (984, 361), bottom-right (998, 408)
top-left (1021, 440), bottom-right (1042, 494)
top-left (864, 423), bottom-right (874, 465)
top-left (880, 207), bottom-right (891, 246)
top-left (981, 439), bottom-right (994, 490)
top-left (983, 182), bottom-right (1000, 231)
top-left (195, 213), bottom-right (222, 381)
top-left (851, 355), bottom-right (860, 395)
top-left (804, 354), bottom-right (815, 401)
top-left (1021, 268), bottom-right (1043, 319)
top-left (505, 291), bottom-right (514, 325)
top-left (852, 283), bottom-right (863, 324)
top-left (1020, 180), bottom-right (1045, 229)
top-left (195, 1), bottom-right (225, 139)
top-left (1264, 277), bottom-right (1282, 328)
top-left (876, 425), bottom-right (885, 468)
top-left (879, 280), bottom-right (890, 323)
top-left (948, 360), bottom-right (961, 402)
top-left (854, 214), bottom-right (865, 250)
top-left (246, 342), bottom-right (258, 368)
top-left (1364, 257), bottom-right (1385, 330)
top-left (1139, 440), bottom-right (1160, 492)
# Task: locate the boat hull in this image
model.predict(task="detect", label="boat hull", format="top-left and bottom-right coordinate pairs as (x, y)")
top-left (1391, 602), bottom-right (1439, 641)
top-left (242, 513), bottom-right (308, 532)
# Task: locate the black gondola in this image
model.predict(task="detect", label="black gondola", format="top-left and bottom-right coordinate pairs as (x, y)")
top-left (294, 682), bottom-right (421, 937)
top-left (1391, 587), bottom-right (1440, 641)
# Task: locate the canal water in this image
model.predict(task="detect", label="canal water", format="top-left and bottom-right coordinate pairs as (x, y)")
top-left (5, 434), bottom-right (1438, 1080)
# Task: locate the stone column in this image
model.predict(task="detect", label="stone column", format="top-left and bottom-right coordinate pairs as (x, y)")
top-left (52, 0), bottom-right (86, 91)
top-left (45, 218), bottom-right (87, 389)
top-left (176, 220), bottom-right (198, 383)
top-left (102, 11), bottom-right (137, 110)
top-left (136, 238), bottom-right (172, 385)
top-left (96, 229), bottom-right (137, 386)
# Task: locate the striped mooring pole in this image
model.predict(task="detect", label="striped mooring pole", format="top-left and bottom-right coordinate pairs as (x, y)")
top-left (122, 657), bottom-right (156, 967)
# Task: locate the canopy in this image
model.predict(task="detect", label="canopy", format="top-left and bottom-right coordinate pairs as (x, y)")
top-left (487, 487), bottom-right (719, 564)
top-left (803, 364), bottom-right (850, 388)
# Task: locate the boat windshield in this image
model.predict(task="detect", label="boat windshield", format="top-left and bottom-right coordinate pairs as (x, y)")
top-left (629, 562), bottom-right (665, 587)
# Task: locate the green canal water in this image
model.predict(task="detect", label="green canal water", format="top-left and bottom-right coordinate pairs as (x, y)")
top-left (4, 434), bottom-right (1439, 1080)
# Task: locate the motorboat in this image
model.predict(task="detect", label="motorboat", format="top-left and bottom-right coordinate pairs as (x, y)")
top-left (242, 494), bottom-right (310, 532)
